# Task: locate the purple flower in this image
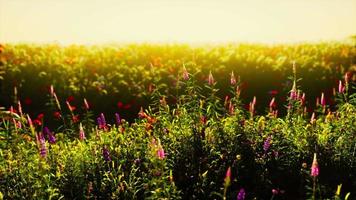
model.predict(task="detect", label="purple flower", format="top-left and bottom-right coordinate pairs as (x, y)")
top-left (237, 188), bottom-right (246, 200)
top-left (115, 113), bottom-right (121, 126)
top-left (102, 146), bottom-right (111, 162)
top-left (97, 117), bottom-right (103, 127)
top-left (43, 127), bottom-right (56, 144)
top-left (100, 113), bottom-right (106, 127)
top-left (38, 133), bottom-right (47, 158)
top-left (263, 136), bottom-right (272, 152)
top-left (157, 147), bottom-right (165, 159)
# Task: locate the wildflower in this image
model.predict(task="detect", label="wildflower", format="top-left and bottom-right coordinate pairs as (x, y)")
top-left (83, 98), bottom-right (90, 110)
top-left (230, 71), bottom-right (236, 85)
top-left (290, 81), bottom-right (297, 100)
top-left (224, 167), bottom-right (231, 187)
top-left (53, 93), bottom-right (61, 110)
top-left (50, 85), bottom-right (54, 96)
top-left (338, 80), bottom-right (344, 93)
top-left (66, 101), bottom-right (76, 112)
top-left (79, 123), bottom-right (86, 140)
top-left (311, 153), bottom-right (319, 177)
top-left (310, 112), bottom-right (316, 124)
top-left (43, 127), bottom-right (56, 144)
top-left (208, 71), bottom-right (215, 85)
top-left (18, 101), bottom-right (23, 116)
top-left (100, 113), bottom-right (106, 126)
top-left (72, 115), bottom-right (79, 123)
top-left (344, 72), bottom-right (350, 84)
top-left (53, 111), bottom-right (61, 119)
top-left (115, 113), bottom-right (121, 126)
top-left (66, 95), bottom-right (75, 103)
top-left (237, 188), bottom-right (246, 200)
top-left (320, 93), bottom-right (326, 107)
top-left (38, 133), bottom-right (47, 158)
top-left (272, 189), bottom-right (279, 195)
top-left (269, 97), bottom-right (275, 112)
top-left (300, 93), bottom-right (306, 104)
top-left (102, 146), bottom-right (111, 162)
top-left (157, 146), bottom-right (165, 159)
top-left (182, 64), bottom-right (189, 80)
top-left (263, 136), bottom-right (272, 152)
top-left (252, 96), bottom-right (256, 105)
top-left (229, 100), bottom-right (235, 115)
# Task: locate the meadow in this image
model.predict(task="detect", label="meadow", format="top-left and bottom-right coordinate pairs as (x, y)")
top-left (0, 42), bottom-right (355, 199)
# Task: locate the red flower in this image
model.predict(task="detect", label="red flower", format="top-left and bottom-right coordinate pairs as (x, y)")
top-left (53, 111), bottom-right (61, 119)
top-left (72, 115), bottom-right (80, 123)
top-left (33, 119), bottom-right (42, 126)
top-left (66, 96), bottom-right (75, 103)
top-left (117, 101), bottom-right (124, 109)
top-left (268, 90), bottom-right (279, 95)
top-left (37, 113), bottom-right (44, 120)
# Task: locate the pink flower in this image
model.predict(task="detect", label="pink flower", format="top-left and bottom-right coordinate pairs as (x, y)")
top-left (269, 97), bottom-right (276, 111)
top-left (208, 71), bottom-right (215, 85)
top-left (338, 80), bottom-right (344, 93)
top-left (230, 71), bottom-right (236, 85)
top-left (157, 147), bottom-right (165, 159)
top-left (83, 98), bottom-right (90, 110)
top-left (79, 123), bottom-right (86, 141)
top-left (224, 167), bottom-right (231, 186)
top-left (183, 65), bottom-right (189, 80)
top-left (311, 153), bottom-right (319, 177)
top-left (320, 93), bottom-right (326, 107)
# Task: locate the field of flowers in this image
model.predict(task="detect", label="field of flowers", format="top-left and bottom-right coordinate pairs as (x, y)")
top-left (0, 42), bottom-right (355, 199)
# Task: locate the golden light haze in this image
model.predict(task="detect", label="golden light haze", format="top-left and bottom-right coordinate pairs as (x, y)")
top-left (0, 0), bottom-right (355, 44)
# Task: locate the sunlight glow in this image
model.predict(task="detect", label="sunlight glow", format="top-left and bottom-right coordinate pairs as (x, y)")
top-left (0, 0), bottom-right (355, 44)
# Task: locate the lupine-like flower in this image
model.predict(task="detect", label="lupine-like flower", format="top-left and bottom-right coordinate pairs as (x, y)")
top-left (344, 72), bottom-right (350, 84)
top-left (157, 146), bottom-right (165, 159)
top-left (38, 133), bottom-right (47, 158)
top-left (183, 65), bottom-right (189, 80)
top-left (100, 113), bottom-right (106, 127)
top-left (53, 93), bottom-right (61, 110)
top-left (320, 93), bottom-right (326, 107)
top-left (310, 112), bottom-right (316, 124)
top-left (338, 80), bottom-right (344, 93)
top-left (237, 188), bottom-right (246, 200)
top-left (208, 71), bottom-right (215, 85)
top-left (18, 101), bottom-right (23, 116)
top-left (79, 123), bottom-right (86, 140)
top-left (83, 98), bottom-right (90, 110)
top-left (269, 97), bottom-right (275, 112)
top-left (263, 136), bottom-right (272, 152)
top-left (252, 96), bottom-right (256, 106)
top-left (301, 93), bottom-right (306, 105)
top-left (229, 100), bottom-right (234, 115)
top-left (50, 85), bottom-right (54, 97)
top-left (311, 153), bottom-right (319, 177)
top-left (290, 81), bottom-right (297, 100)
top-left (224, 167), bottom-right (231, 187)
top-left (102, 146), bottom-right (111, 162)
top-left (66, 101), bottom-right (76, 112)
top-left (230, 71), bottom-right (236, 85)
top-left (115, 113), bottom-right (121, 126)
top-left (43, 127), bottom-right (56, 144)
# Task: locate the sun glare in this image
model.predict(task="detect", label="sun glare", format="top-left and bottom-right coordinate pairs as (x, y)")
top-left (0, 0), bottom-right (355, 44)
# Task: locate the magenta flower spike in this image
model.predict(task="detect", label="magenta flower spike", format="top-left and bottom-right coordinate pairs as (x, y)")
top-left (269, 97), bottom-right (275, 111)
top-left (310, 112), bottom-right (316, 124)
top-left (208, 71), bottom-right (215, 85)
top-left (224, 167), bottom-right (231, 186)
top-left (38, 133), bottom-right (47, 158)
top-left (311, 153), bottom-right (319, 177)
top-left (320, 93), bottom-right (326, 107)
top-left (84, 98), bottom-right (90, 110)
top-left (229, 100), bottom-right (234, 115)
top-left (263, 136), bottom-right (272, 152)
top-left (230, 71), bottom-right (237, 85)
top-left (237, 188), bottom-right (246, 200)
top-left (157, 146), bottom-right (165, 159)
top-left (182, 64), bottom-right (189, 80)
top-left (338, 80), bottom-right (344, 93)
top-left (79, 123), bottom-right (86, 141)
top-left (50, 85), bottom-right (54, 97)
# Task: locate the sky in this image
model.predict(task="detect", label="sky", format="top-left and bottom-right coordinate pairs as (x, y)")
top-left (0, 0), bottom-right (355, 44)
